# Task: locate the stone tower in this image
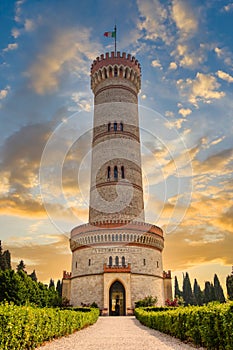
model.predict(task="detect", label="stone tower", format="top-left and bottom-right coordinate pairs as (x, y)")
top-left (68, 52), bottom-right (169, 314)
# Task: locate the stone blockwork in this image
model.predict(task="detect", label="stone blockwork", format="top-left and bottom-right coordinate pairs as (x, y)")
top-left (71, 274), bottom-right (104, 307)
top-left (71, 245), bottom-right (163, 278)
top-left (67, 52), bottom-right (170, 312)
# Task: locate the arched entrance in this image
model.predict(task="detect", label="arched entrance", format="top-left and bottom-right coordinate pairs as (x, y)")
top-left (109, 280), bottom-right (126, 316)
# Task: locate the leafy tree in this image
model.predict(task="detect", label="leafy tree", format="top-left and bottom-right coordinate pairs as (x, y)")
top-left (174, 276), bottom-right (182, 299)
top-left (17, 260), bottom-right (26, 273)
top-left (193, 278), bottom-right (203, 306)
top-left (226, 273), bottom-right (233, 300)
top-left (183, 272), bottom-right (194, 306)
top-left (214, 274), bottom-right (225, 303)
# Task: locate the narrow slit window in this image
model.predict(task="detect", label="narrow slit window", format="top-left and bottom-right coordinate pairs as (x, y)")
top-left (120, 122), bottom-right (123, 131)
top-left (114, 166), bottom-right (118, 180)
top-left (88, 259), bottom-right (91, 266)
top-left (121, 166), bottom-right (125, 179)
top-left (115, 256), bottom-right (119, 266)
top-left (109, 256), bottom-right (112, 266)
top-left (143, 259), bottom-right (146, 266)
top-left (122, 256), bottom-right (125, 266)
top-left (114, 122), bottom-right (117, 131)
top-left (108, 122), bottom-right (111, 131)
top-left (107, 166), bottom-right (111, 180)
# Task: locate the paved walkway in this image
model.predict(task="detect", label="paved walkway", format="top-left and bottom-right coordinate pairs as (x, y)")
top-left (37, 316), bottom-right (205, 350)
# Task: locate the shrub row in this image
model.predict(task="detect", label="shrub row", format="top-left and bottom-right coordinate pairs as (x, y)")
top-left (135, 302), bottom-right (233, 350)
top-left (0, 302), bottom-right (99, 349)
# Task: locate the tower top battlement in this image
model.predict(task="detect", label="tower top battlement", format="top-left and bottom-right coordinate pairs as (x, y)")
top-left (91, 51), bottom-right (141, 75)
top-left (91, 52), bottom-right (141, 92)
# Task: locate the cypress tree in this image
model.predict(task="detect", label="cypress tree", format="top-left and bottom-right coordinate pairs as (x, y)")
top-left (226, 273), bottom-right (233, 300)
top-left (193, 278), bottom-right (203, 305)
top-left (49, 278), bottom-right (55, 289)
top-left (56, 279), bottom-right (62, 297)
top-left (204, 281), bottom-right (212, 304)
top-left (2, 250), bottom-right (11, 270)
top-left (29, 269), bottom-right (37, 282)
top-left (174, 276), bottom-right (182, 298)
top-left (214, 274), bottom-right (225, 303)
top-left (183, 272), bottom-right (194, 305)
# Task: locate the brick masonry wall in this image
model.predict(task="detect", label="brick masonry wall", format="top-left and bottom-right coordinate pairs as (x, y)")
top-left (70, 244), bottom-right (164, 308)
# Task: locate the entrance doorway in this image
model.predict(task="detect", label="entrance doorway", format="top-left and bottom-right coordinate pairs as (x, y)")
top-left (109, 281), bottom-right (126, 316)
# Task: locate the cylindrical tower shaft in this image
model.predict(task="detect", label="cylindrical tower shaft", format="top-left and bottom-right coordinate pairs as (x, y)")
top-left (89, 51), bottom-right (144, 224)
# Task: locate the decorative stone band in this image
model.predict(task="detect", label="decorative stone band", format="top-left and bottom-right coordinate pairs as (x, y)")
top-left (94, 84), bottom-right (138, 99)
top-left (90, 181), bottom-right (143, 193)
top-left (92, 129), bottom-right (140, 145)
top-left (70, 271), bottom-right (164, 280)
top-left (70, 221), bottom-right (164, 252)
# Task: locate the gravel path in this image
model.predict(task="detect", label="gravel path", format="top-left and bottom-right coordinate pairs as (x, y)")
top-left (37, 316), bottom-right (205, 350)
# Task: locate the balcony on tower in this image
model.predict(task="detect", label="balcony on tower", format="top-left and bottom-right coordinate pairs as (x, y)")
top-left (103, 263), bottom-right (131, 273)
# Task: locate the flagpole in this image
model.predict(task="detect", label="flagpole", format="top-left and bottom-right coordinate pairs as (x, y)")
top-left (114, 25), bottom-right (117, 56)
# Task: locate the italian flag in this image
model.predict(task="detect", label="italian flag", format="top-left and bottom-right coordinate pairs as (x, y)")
top-left (104, 31), bottom-right (116, 38)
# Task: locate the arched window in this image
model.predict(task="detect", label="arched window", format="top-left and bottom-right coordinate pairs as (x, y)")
top-left (108, 122), bottom-right (111, 131)
top-left (115, 256), bottom-right (119, 266)
top-left (114, 122), bottom-right (117, 131)
top-left (114, 166), bottom-right (118, 180)
top-left (122, 256), bottom-right (125, 266)
top-left (114, 66), bottom-right (118, 77)
top-left (107, 166), bottom-right (111, 180)
top-left (121, 166), bottom-right (125, 179)
top-left (120, 122), bottom-right (123, 131)
top-left (104, 68), bottom-right (107, 79)
top-left (109, 256), bottom-right (113, 266)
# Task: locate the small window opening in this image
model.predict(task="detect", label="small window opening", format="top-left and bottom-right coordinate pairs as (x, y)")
top-left (107, 166), bottom-right (111, 180)
top-left (108, 122), bottom-right (111, 131)
top-left (114, 166), bottom-right (118, 180)
top-left (143, 259), bottom-right (146, 266)
top-left (109, 256), bottom-right (113, 266)
top-left (115, 256), bottom-right (119, 266)
top-left (88, 259), bottom-right (91, 266)
top-left (120, 122), bottom-right (123, 131)
top-left (114, 67), bottom-right (118, 77)
top-left (122, 256), bottom-right (125, 266)
top-left (121, 166), bottom-right (125, 179)
top-left (114, 122), bottom-right (117, 131)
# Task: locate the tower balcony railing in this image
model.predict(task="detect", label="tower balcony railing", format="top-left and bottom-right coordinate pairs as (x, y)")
top-left (103, 263), bottom-right (131, 273)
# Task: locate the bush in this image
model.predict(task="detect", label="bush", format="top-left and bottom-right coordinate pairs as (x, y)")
top-left (0, 302), bottom-right (99, 349)
top-left (135, 295), bottom-right (157, 308)
top-left (135, 302), bottom-right (233, 349)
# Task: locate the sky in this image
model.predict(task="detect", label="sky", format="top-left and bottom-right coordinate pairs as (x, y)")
top-left (0, 0), bottom-right (232, 294)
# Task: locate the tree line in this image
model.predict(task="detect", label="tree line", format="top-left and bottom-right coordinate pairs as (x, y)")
top-left (0, 241), bottom-right (63, 307)
top-left (174, 271), bottom-right (233, 306)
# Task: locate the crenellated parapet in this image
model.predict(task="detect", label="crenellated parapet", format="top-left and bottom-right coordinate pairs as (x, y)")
top-left (90, 51), bottom-right (141, 93)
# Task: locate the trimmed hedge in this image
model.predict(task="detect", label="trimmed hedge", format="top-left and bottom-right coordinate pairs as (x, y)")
top-left (0, 303), bottom-right (99, 349)
top-left (135, 302), bottom-right (233, 350)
